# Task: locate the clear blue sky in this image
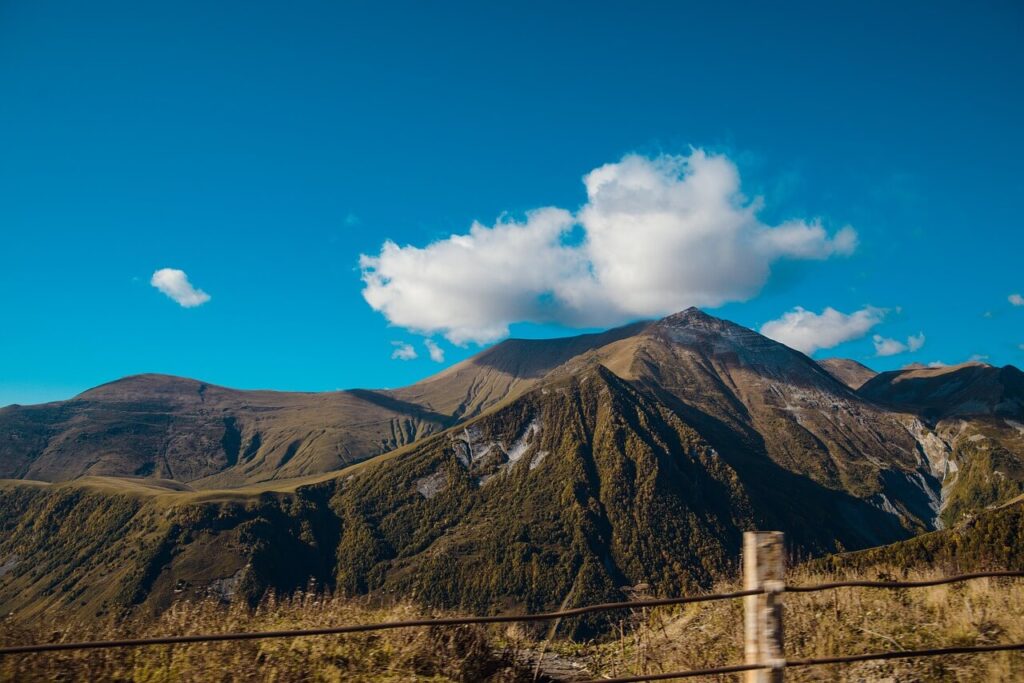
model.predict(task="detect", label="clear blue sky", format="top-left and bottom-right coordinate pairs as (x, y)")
top-left (1, 1), bottom-right (1022, 406)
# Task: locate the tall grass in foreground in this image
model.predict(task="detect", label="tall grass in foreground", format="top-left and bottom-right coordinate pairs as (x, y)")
top-left (0, 591), bottom-right (535, 683)
top-left (2, 566), bottom-right (1022, 682)
top-left (568, 566), bottom-right (1024, 682)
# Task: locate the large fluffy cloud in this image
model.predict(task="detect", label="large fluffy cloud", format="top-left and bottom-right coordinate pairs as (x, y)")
top-left (361, 150), bottom-right (857, 344)
top-left (760, 306), bottom-right (885, 355)
top-left (150, 268), bottom-right (211, 308)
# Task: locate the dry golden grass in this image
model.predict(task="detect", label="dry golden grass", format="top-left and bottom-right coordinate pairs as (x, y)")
top-left (3, 566), bottom-right (1022, 682)
top-left (568, 566), bottom-right (1024, 682)
top-left (0, 591), bottom-right (535, 683)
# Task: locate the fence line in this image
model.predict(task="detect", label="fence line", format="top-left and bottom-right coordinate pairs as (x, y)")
top-left (1, 545), bottom-right (1022, 681)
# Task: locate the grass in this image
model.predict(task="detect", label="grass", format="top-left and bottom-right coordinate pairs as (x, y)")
top-left (3, 565), bottom-right (1022, 682)
top-left (561, 565), bottom-right (1024, 682)
top-left (0, 591), bottom-right (535, 682)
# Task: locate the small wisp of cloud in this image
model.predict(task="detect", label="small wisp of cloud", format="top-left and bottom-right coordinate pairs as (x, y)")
top-left (424, 339), bottom-right (445, 363)
top-left (1010, 293), bottom-right (1024, 306)
top-left (390, 341), bottom-right (418, 361)
top-left (873, 332), bottom-right (926, 357)
top-left (150, 268), bottom-right (211, 308)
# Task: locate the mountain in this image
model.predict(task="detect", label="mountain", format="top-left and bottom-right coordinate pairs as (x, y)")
top-left (389, 321), bottom-right (649, 419)
top-left (817, 357), bottom-right (878, 390)
top-left (0, 325), bottom-right (652, 489)
top-left (856, 362), bottom-right (1024, 526)
top-left (859, 361), bottom-right (1024, 420)
top-left (815, 494), bottom-right (1024, 574)
top-left (0, 374), bottom-right (452, 488)
top-left (0, 363), bottom-right (918, 633)
top-left (8, 307), bottom-right (1001, 632)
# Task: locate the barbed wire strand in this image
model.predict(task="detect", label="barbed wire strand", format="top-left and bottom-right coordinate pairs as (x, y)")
top-left (785, 570), bottom-right (1024, 592)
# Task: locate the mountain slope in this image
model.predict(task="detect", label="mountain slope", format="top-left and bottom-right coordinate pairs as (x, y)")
top-left (814, 495), bottom-right (1024, 574)
top-left (1, 308), bottom-right (1022, 630)
top-left (389, 321), bottom-right (649, 419)
top-left (0, 374), bottom-right (452, 488)
top-left (857, 362), bottom-right (1024, 526)
top-left (0, 325), bottom-right (650, 489)
top-left (575, 310), bottom-right (938, 518)
top-left (817, 357), bottom-right (877, 390)
top-left (859, 362), bottom-right (1024, 420)
top-left (0, 364), bottom-right (918, 632)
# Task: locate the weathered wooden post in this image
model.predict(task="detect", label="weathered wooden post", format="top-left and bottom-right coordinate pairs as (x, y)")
top-left (743, 531), bottom-right (785, 682)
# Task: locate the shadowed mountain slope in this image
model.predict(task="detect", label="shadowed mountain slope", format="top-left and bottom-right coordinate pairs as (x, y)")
top-left (859, 362), bottom-right (1024, 420)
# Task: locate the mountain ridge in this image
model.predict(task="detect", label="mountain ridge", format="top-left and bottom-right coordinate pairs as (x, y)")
top-left (1, 308), bottom-right (1022, 628)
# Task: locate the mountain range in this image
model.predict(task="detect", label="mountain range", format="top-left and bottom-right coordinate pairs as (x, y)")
top-left (1, 308), bottom-right (1021, 630)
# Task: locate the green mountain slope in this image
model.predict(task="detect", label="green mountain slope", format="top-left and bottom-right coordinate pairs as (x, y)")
top-left (814, 495), bottom-right (1024, 574)
top-left (0, 364), bottom-right (925, 631)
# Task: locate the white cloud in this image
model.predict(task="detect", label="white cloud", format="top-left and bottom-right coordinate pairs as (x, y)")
top-left (424, 339), bottom-right (445, 363)
top-left (1010, 293), bottom-right (1024, 306)
top-left (873, 337), bottom-right (905, 356)
top-left (927, 361), bottom-right (948, 368)
top-left (361, 150), bottom-right (857, 344)
top-left (150, 268), bottom-right (211, 308)
top-left (759, 306), bottom-right (885, 355)
top-left (390, 341), bottom-right (418, 361)
top-left (873, 332), bottom-right (927, 357)
top-left (968, 353), bottom-right (990, 363)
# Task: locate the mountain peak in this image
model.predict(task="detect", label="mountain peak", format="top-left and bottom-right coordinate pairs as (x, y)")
top-left (653, 307), bottom-right (771, 350)
top-left (659, 306), bottom-right (714, 324)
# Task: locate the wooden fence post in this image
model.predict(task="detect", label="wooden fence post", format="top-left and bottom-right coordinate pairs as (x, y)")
top-left (744, 531), bottom-right (785, 683)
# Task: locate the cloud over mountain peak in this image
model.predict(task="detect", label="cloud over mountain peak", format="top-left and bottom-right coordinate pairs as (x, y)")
top-left (360, 150), bottom-right (856, 344)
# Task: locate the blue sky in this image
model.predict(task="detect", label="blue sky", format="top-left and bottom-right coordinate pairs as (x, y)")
top-left (1, 1), bottom-right (1022, 406)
